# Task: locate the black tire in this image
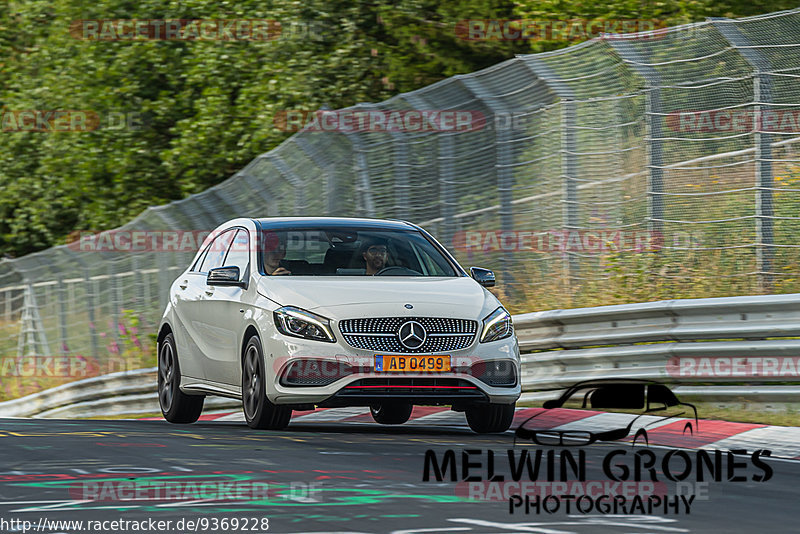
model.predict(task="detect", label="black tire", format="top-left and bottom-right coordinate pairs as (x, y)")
top-left (242, 336), bottom-right (292, 430)
top-left (465, 403), bottom-right (515, 433)
top-left (158, 332), bottom-right (204, 424)
top-left (370, 403), bottom-right (413, 425)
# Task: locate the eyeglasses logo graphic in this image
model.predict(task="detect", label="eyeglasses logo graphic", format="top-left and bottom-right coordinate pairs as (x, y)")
top-left (398, 320), bottom-right (427, 350)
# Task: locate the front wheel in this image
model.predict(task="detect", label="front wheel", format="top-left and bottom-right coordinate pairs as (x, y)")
top-left (465, 403), bottom-right (515, 433)
top-left (242, 336), bottom-right (292, 430)
top-left (158, 333), bottom-right (204, 424)
top-left (370, 403), bottom-right (413, 424)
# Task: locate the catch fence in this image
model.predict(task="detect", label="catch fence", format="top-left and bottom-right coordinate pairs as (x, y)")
top-left (2, 9), bottom-right (800, 387)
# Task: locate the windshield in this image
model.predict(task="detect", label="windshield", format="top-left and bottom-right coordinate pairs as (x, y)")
top-left (258, 227), bottom-right (459, 277)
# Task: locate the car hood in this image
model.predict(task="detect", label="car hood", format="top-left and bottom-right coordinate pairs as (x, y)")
top-left (257, 276), bottom-right (499, 319)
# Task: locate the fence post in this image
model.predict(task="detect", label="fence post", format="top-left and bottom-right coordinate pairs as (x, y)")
top-left (270, 154), bottom-right (307, 216)
top-left (436, 134), bottom-right (456, 245)
top-left (293, 135), bottom-right (341, 215)
top-left (65, 249), bottom-right (99, 361)
top-left (16, 284), bottom-right (51, 358)
top-left (391, 133), bottom-right (411, 221)
top-left (606, 40), bottom-right (665, 246)
top-left (449, 75), bottom-right (517, 291)
top-left (520, 59), bottom-right (579, 287)
top-left (85, 269), bottom-right (99, 361)
top-left (108, 261), bottom-right (120, 350)
top-left (3, 286), bottom-right (10, 324)
top-left (711, 18), bottom-right (775, 292)
top-left (350, 133), bottom-right (376, 218)
top-left (57, 277), bottom-right (68, 354)
top-left (561, 99), bottom-right (579, 273)
top-left (404, 92), bottom-right (450, 235)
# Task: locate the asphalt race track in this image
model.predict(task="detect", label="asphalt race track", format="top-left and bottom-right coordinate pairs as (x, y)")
top-left (0, 414), bottom-right (798, 534)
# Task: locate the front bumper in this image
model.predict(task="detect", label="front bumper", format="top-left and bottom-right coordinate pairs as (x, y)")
top-left (261, 333), bottom-right (521, 406)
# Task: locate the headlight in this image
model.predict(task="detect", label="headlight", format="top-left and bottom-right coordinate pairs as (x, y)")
top-left (274, 306), bottom-right (336, 343)
top-left (480, 307), bottom-right (513, 343)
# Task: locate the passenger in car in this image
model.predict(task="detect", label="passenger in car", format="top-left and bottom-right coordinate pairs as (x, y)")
top-left (263, 232), bottom-right (291, 275)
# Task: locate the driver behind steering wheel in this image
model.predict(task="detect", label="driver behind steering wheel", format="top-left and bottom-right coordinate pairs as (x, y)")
top-left (361, 238), bottom-right (389, 275)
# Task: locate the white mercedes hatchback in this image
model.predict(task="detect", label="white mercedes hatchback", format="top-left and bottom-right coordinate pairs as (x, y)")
top-left (157, 217), bottom-right (520, 433)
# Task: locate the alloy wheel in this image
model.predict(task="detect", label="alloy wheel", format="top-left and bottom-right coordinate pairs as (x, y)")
top-left (243, 345), bottom-right (262, 420)
top-left (158, 341), bottom-right (175, 412)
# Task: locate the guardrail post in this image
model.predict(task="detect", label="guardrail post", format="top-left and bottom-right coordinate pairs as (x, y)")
top-left (711, 18), bottom-right (775, 292)
top-left (607, 40), bottom-right (665, 246)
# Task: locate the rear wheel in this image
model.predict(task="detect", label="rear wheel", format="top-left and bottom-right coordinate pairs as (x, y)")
top-left (465, 403), bottom-right (515, 433)
top-left (242, 336), bottom-right (292, 430)
top-left (158, 333), bottom-right (204, 424)
top-left (370, 403), bottom-right (413, 425)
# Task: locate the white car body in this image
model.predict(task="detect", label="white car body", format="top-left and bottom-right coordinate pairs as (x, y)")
top-left (157, 217), bottom-right (520, 431)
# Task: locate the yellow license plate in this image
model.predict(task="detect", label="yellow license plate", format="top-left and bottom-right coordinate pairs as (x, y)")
top-left (375, 355), bottom-right (451, 372)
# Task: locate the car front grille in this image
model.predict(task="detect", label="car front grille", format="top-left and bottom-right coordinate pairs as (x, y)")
top-left (338, 317), bottom-right (478, 353)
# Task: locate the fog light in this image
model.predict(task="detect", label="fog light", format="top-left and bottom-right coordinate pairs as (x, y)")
top-left (280, 359), bottom-right (353, 387)
top-left (471, 360), bottom-right (516, 387)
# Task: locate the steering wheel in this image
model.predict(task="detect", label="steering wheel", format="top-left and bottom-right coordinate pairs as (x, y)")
top-left (375, 266), bottom-right (422, 276)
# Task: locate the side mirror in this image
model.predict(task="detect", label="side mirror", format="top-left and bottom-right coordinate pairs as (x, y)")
top-left (207, 266), bottom-right (246, 288)
top-left (470, 267), bottom-right (496, 288)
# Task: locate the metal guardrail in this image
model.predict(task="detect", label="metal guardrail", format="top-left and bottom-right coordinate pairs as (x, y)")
top-left (1, 292), bottom-right (798, 418)
top-left (0, 367), bottom-right (239, 419)
top-left (515, 293), bottom-right (800, 390)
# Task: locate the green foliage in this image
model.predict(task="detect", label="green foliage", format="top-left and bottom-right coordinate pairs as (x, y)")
top-left (0, 0), bottom-right (795, 257)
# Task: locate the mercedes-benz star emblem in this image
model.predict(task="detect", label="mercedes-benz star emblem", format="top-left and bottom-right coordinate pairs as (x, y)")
top-left (398, 320), bottom-right (426, 350)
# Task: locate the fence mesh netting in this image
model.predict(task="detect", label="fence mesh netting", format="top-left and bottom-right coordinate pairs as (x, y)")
top-left (2, 9), bottom-right (800, 393)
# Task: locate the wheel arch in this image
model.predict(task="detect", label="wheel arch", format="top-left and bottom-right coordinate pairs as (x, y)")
top-left (241, 324), bottom-right (260, 364)
top-left (157, 322), bottom-right (173, 347)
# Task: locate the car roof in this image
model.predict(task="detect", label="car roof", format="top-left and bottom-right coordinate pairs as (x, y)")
top-left (252, 217), bottom-right (418, 231)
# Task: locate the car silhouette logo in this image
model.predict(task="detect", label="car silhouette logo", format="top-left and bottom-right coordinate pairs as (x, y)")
top-left (398, 320), bottom-right (426, 350)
